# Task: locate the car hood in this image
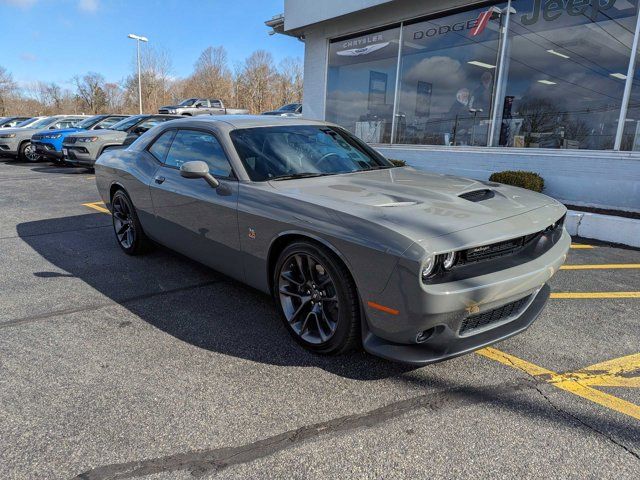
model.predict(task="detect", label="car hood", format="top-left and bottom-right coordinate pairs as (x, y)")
top-left (67, 129), bottom-right (126, 140)
top-left (268, 167), bottom-right (558, 241)
top-left (47, 127), bottom-right (84, 135)
top-left (0, 127), bottom-right (37, 136)
top-left (160, 105), bottom-right (179, 109)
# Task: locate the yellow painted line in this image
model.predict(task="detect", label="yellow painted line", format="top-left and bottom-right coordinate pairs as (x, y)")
top-left (82, 201), bottom-right (110, 214)
top-left (570, 244), bottom-right (594, 249)
top-left (478, 347), bottom-right (640, 421)
top-left (561, 353), bottom-right (640, 389)
top-left (551, 292), bottom-right (640, 299)
top-left (561, 264), bottom-right (640, 270)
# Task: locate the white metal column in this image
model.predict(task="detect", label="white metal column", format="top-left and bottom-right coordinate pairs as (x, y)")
top-left (390, 24), bottom-right (404, 144)
top-left (614, 10), bottom-right (640, 151)
top-left (488, 1), bottom-right (513, 147)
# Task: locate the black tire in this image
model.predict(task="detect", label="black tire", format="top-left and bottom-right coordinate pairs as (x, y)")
top-left (111, 189), bottom-right (152, 255)
top-left (19, 141), bottom-right (40, 162)
top-left (273, 241), bottom-right (360, 355)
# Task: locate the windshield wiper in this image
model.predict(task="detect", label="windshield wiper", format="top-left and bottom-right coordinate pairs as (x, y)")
top-left (271, 172), bottom-right (332, 181)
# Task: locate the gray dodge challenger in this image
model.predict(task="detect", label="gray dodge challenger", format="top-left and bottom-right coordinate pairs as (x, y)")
top-left (95, 116), bottom-right (570, 364)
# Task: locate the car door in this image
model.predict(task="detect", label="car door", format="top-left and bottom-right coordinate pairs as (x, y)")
top-left (148, 128), bottom-right (242, 280)
top-left (193, 99), bottom-right (210, 115)
top-left (209, 99), bottom-right (226, 115)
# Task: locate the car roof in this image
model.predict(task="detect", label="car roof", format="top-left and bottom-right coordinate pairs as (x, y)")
top-left (184, 115), bottom-right (329, 129)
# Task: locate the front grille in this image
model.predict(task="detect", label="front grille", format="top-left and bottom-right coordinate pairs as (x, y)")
top-left (459, 189), bottom-right (495, 202)
top-left (65, 137), bottom-right (78, 144)
top-left (158, 109), bottom-right (170, 114)
top-left (460, 296), bottom-right (531, 335)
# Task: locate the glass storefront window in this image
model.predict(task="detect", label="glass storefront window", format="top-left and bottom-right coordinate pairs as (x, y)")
top-left (326, 26), bottom-right (401, 143)
top-left (325, 1), bottom-right (639, 151)
top-left (397, 5), bottom-right (507, 146)
top-left (498, 0), bottom-right (637, 150)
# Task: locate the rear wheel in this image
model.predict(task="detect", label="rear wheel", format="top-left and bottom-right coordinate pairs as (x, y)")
top-left (273, 241), bottom-right (360, 355)
top-left (111, 190), bottom-right (151, 255)
top-left (20, 141), bottom-right (40, 162)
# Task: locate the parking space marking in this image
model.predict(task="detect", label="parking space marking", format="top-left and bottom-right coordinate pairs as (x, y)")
top-left (571, 243), bottom-right (594, 249)
top-left (551, 292), bottom-right (640, 299)
top-left (82, 201), bottom-right (109, 214)
top-left (478, 347), bottom-right (640, 420)
top-left (561, 264), bottom-right (640, 270)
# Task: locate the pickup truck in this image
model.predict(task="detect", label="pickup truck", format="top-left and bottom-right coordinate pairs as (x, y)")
top-left (158, 98), bottom-right (249, 116)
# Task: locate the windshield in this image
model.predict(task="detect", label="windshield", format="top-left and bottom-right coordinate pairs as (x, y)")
top-left (29, 117), bottom-right (58, 129)
top-left (109, 115), bottom-right (145, 131)
top-left (230, 125), bottom-right (394, 182)
top-left (15, 117), bottom-right (40, 127)
top-left (178, 98), bottom-right (198, 107)
top-left (74, 115), bottom-right (103, 129)
top-left (278, 103), bottom-right (300, 112)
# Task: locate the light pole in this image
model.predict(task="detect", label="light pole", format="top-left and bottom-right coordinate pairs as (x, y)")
top-left (127, 33), bottom-right (148, 114)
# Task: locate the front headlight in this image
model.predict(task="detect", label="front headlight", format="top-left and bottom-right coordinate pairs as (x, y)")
top-left (420, 251), bottom-right (459, 283)
top-left (0, 133), bottom-right (16, 138)
top-left (77, 136), bottom-right (98, 143)
top-left (421, 256), bottom-right (436, 282)
top-left (42, 134), bottom-right (62, 139)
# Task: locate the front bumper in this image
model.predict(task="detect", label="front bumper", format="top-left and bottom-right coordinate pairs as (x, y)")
top-left (362, 228), bottom-right (570, 365)
top-left (32, 141), bottom-right (63, 159)
top-left (0, 137), bottom-right (20, 155)
top-left (63, 143), bottom-right (98, 166)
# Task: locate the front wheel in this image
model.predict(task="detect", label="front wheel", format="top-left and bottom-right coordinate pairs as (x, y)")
top-left (111, 190), bottom-right (152, 255)
top-left (273, 241), bottom-right (360, 355)
top-left (20, 141), bottom-right (40, 162)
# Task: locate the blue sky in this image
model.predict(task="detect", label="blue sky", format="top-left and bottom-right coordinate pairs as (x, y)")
top-left (0, 0), bottom-right (301, 89)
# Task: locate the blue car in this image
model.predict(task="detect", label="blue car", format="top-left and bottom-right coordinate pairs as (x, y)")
top-left (31, 114), bottom-right (129, 163)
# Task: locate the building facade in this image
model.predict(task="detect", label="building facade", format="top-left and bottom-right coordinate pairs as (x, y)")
top-left (268, 0), bottom-right (640, 212)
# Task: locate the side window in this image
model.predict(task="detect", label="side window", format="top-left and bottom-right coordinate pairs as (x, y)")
top-left (148, 130), bottom-right (175, 162)
top-left (164, 129), bottom-right (232, 177)
top-left (210, 100), bottom-right (222, 108)
top-left (195, 100), bottom-right (209, 108)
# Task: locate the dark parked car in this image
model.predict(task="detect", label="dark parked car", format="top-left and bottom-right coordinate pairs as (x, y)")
top-left (262, 103), bottom-right (302, 117)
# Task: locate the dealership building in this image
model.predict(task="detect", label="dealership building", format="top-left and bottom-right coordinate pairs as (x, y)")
top-left (267, 0), bottom-right (640, 212)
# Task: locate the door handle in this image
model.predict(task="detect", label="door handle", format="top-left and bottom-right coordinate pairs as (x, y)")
top-left (154, 176), bottom-right (166, 184)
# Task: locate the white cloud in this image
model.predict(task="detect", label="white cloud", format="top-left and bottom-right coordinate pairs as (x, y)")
top-left (20, 52), bottom-right (37, 62)
top-left (2, 0), bottom-right (38, 8)
top-left (78, 0), bottom-right (98, 12)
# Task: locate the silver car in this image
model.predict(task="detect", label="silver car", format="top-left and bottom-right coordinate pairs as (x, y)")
top-left (95, 116), bottom-right (569, 364)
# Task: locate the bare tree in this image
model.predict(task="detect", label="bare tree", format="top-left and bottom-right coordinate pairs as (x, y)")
top-left (235, 50), bottom-right (278, 113)
top-left (185, 46), bottom-right (233, 103)
top-left (123, 46), bottom-right (174, 113)
top-left (274, 57), bottom-right (303, 107)
top-left (0, 66), bottom-right (17, 115)
top-left (74, 73), bottom-right (108, 113)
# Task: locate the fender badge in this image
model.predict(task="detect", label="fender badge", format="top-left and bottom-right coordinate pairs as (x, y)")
top-left (248, 228), bottom-right (256, 240)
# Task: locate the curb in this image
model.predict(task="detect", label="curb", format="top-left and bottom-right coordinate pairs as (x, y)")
top-left (566, 210), bottom-right (640, 248)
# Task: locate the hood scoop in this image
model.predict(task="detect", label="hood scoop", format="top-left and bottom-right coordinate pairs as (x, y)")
top-left (459, 189), bottom-right (495, 203)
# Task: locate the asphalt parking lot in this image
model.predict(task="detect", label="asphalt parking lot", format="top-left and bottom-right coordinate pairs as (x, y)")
top-left (0, 157), bottom-right (638, 480)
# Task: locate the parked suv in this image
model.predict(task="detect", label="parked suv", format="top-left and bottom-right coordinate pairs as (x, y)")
top-left (158, 98), bottom-right (249, 116)
top-left (0, 115), bottom-right (88, 162)
top-left (32, 114), bottom-right (129, 164)
top-left (63, 114), bottom-right (181, 169)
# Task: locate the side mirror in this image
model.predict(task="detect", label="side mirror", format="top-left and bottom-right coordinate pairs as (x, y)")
top-left (180, 161), bottom-right (219, 188)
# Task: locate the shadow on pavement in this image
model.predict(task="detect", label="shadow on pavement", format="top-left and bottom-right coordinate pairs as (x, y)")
top-left (16, 212), bottom-right (415, 381)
